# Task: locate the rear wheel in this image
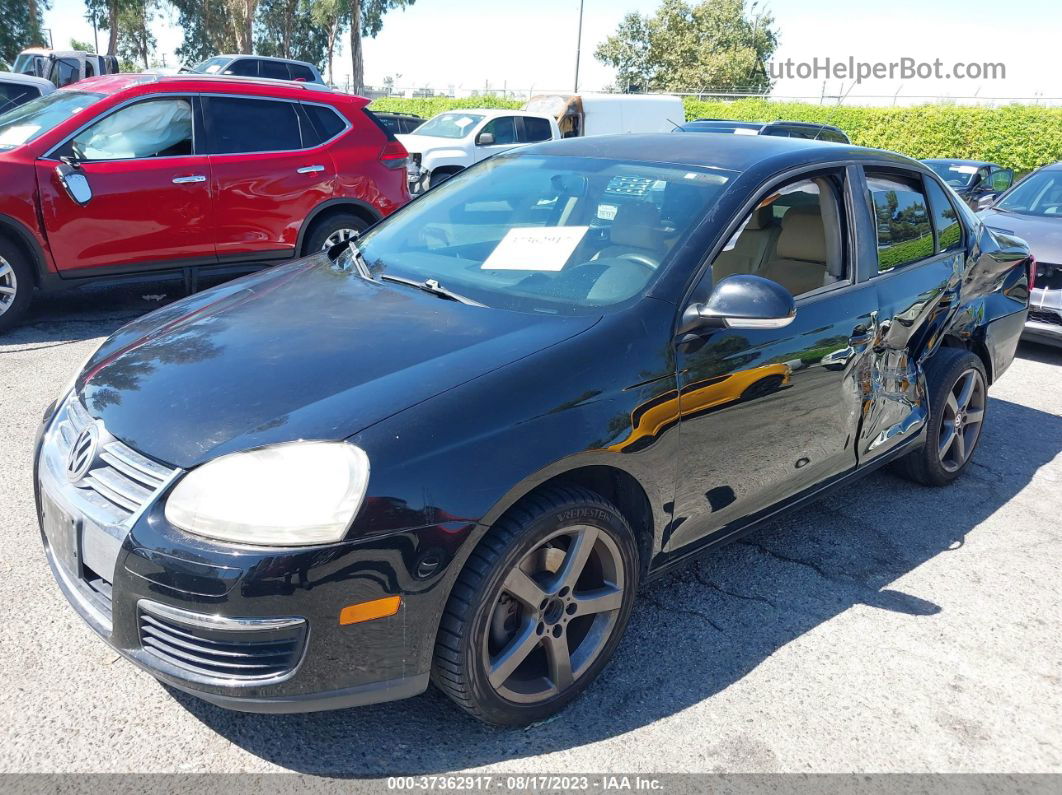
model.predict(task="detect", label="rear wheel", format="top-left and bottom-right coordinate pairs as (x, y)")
top-left (433, 486), bottom-right (639, 726)
top-left (0, 237), bottom-right (33, 334)
top-left (894, 348), bottom-right (987, 486)
top-left (302, 211), bottom-right (369, 256)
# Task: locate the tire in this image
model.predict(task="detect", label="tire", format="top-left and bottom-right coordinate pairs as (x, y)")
top-left (893, 348), bottom-right (988, 487)
top-left (0, 236), bottom-right (33, 334)
top-left (432, 485), bottom-right (640, 726)
top-left (426, 168), bottom-right (460, 191)
top-left (302, 211), bottom-right (369, 256)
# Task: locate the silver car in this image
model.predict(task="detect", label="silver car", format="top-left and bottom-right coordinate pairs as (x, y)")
top-left (979, 162), bottom-right (1062, 347)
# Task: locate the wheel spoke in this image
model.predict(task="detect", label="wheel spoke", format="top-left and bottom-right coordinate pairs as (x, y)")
top-left (939, 425), bottom-right (956, 458)
top-left (572, 585), bottom-right (623, 616)
top-left (544, 634), bottom-right (574, 690)
top-left (0, 286), bottom-right (15, 296)
top-left (0, 262), bottom-right (12, 279)
top-left (964, 408), bottom-right (984, 426)
top-left (953, 427), bottom-right (966, 462)
top-left (956, 372), bottom-right (976, 410)
top-left (945, 391), bottom-right (959, 419)
top-left (487, 619), bottom-right (540, 688)
top-left (552, 526), bottom-right (598, 591)
top-left (502, 568), bottom-right (548, 612)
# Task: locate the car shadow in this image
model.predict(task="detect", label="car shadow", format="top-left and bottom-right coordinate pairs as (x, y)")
top-left (167, 393), bottom-right (1062, 777)
top-left (1016, 339), bottom-right (1062, 366)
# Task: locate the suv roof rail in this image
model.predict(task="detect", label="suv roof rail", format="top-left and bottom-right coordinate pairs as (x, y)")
top-left (160, 74), bottom-right (334, 92)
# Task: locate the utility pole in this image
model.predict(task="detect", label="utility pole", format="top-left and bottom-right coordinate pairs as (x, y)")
top-left (574, 0), bottom-right (584, 93)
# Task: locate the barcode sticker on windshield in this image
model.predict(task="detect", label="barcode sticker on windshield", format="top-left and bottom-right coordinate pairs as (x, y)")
top-left (481, 226), bottom-right (589, 271)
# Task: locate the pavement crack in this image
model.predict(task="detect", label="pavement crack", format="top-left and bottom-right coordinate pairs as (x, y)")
top-left (642, 593), bottom-right (725, 633)
top-left (737, 540), bottom-right (844, 583)
top-left (693, 568), bottom-right (777, 608)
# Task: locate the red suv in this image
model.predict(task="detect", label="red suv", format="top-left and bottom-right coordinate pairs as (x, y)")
top-left (0, 73), bottom-right (409, 331)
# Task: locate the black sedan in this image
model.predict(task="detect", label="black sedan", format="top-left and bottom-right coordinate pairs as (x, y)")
top-left (35, 133), bottom-right (1031, 726)
top-left (922, 159), bottom-right (1014, 210)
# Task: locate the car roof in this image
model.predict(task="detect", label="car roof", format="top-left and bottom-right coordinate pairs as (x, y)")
top-left (922, 158), bottom-right (998, 168)
top-left (0, 71), bottom-right (54, 89)
top-left (684, 119), bottom-right (846, 134)
top-left (435, 108), bottom-right (552, 119)
top-left (208, 54), bottom-right (318, 69)
top-left (518, 132), bottom-right (915, 174)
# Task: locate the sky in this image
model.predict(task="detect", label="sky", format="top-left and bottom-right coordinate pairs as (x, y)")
top-left (41, 0), bottom-right (1061, 104)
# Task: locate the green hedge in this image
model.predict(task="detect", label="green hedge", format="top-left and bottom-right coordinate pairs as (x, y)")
top-left (371, 96), bottom-right (1062, 173)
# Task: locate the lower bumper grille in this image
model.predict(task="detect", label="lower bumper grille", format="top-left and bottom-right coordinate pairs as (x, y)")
top-left (137, 601), bottom-right (307, 685)
top-left (1029, 310), bottom-right (1061, 327)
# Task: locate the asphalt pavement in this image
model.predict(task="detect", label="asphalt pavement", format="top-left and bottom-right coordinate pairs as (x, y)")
top-left (1, 281), bottom-right (1060, 775)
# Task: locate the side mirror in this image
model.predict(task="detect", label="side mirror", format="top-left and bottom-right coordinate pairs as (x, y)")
top-left (476, 131), bottom-right (494, 146)
top-left (989, 169), bottom-right (1013, 193)
top-left (976, 194), bottom-right (995, 211)
top-left (679, 274), bottom-right (796, 334)
top-left (55, 162), bottom-right (92, 206)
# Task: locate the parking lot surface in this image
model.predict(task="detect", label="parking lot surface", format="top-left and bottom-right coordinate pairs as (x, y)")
top-left (2, 282), bottom-right (1060, 776)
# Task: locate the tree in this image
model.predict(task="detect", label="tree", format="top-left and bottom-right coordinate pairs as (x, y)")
top-left (227, 0), bottom-right (258, 54)
top-left (1, 0), bottom-right (49, 65)
top-left (86, 0), bottom-right (157, 67)
top-left (256, 0), bottom-right (330, 66)
top-left (169, 0), bottom-right (238, 65)
top-left (310, 0), bottom-right (347, 84)
top-left (70, 38), bottom-right (96, 53)
top-left (349, 0), bottom-right (414, 92)
top-left (594, 0), bottom-right (778, 93)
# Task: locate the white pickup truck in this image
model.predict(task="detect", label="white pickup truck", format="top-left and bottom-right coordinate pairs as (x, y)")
top-left (398, 109), bottom-right (561, 193)
top-left (397, 94), bottom-right (685, 193)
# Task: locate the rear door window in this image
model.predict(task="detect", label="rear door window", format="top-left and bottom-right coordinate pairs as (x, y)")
top-left (205, 96), bottom-right (304, 154)
top-left (866, 172), bottom-right (935, 272)
top-left (259, 60), bottom-right (290, 80)
top-left (521, 116), bottom-right (553, 143)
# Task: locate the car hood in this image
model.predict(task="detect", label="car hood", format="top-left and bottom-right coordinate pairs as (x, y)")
top-left (78, 256), bottom-right (597, 469)
top-left (395, 132), bottom-right (471, 154)
top-left (980, 210), bottom-right (1062, 264)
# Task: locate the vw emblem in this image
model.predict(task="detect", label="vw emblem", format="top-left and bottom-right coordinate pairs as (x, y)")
top-left (67, 424), bottom-right (99, 483)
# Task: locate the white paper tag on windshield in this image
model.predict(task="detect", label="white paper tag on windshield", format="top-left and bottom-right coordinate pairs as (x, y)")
top-left (952, 165), bottom-right (978, 174)
top-left (482, 226), bottom-right (589, 271)
top-left (0, 124), bottom-right (40, 146)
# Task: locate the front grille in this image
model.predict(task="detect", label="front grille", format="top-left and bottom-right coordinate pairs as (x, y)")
top-left (137, 601), bottom-right (307, 684)
top-left (52, 394), bottom-right (176, 525)
top-left (1029, 310), bottom-right (1062, 327)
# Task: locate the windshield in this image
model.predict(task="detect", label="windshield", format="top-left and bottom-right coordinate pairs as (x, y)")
top-left (12, 53), bottom-right (45, 77)
top-left (411, 112), bottom-right (485, 139)
top-left (995, 171), bottom-right (1062, 217)
top-left (353, 154), bottom-right (734, 315)
top-left (190, 57), bottom-right (230, 74)
top-left (0, 90), bottom-right (103, 149)
top-left (926, 162), bottom-right (980, 189)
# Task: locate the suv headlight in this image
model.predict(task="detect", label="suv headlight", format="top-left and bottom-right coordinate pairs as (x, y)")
top-left (164, 441), bottom-right (370, 546)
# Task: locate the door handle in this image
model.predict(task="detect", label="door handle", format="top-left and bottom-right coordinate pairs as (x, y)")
top-left (172, 175), bottom-right (206, 184)
top-left (297, 165), bottom-right (325, 174)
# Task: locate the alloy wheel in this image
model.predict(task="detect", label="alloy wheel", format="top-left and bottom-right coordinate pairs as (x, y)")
top-left (938, 367), bottom-right (986, 472)
top-left (482, 525), bottom-right (625, 704)
top-left (0, 256), bottom-right (17, 317)
top-left (321, 228), bottom-right (359, 250)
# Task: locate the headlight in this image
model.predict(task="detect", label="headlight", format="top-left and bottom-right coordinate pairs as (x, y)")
top-left (164, 442), bottom-right (370, 546)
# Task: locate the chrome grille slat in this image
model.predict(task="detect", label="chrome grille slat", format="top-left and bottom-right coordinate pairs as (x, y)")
top-left (99, 448), bottom-right (165, 489)
top-left (83, 471), bottom-right (143, 513)
top-left (136, 602), bottom-right (306, 683)
top-left (101, 442), bottom-right (172, 484)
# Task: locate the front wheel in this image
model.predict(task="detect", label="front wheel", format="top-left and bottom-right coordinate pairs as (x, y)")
top-left (894, 349), bottom-right (988, 486)
top-left (302, 212), bottom-right (369, 256)
top-left (0, 238), bottom-right (33, 334)
top-left (432, 486), bottom-right (639, 726)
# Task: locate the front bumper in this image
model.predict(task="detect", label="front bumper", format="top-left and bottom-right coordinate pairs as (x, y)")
top-left (34, 395), bottom-right (467, 713)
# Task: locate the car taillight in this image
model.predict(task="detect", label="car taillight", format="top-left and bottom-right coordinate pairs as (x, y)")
top-left (1027, 255), bottom-right (1037, 293)
top-left (379, 140), bottom-right (408, 170)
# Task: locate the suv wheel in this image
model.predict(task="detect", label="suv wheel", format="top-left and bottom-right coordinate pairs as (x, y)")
top-left (433, 486), bottom-right (639, 726)
top-left (894, 348), bottom-right (987, 486)
top-left (303, 212), bottom-right (369, 255)
top-left (0, 238), bottom-right (33, 333)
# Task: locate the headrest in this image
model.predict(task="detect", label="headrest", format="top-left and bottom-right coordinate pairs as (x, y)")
top-left (746, 205), bottom-right (774, 230)
top-left (610, 202), bottom-right (662, 250)
top-left (776, 205), bottom-right (827, 263)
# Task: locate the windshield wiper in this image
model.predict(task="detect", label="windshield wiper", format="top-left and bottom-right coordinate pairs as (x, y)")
top-left (379, 275), bottom-right (485, 306)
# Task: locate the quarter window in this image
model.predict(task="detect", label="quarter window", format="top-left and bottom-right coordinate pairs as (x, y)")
top-left (867, 173), bottom-right (934, 272)
top-left (289, 64), bottom-right (316, 82)
top-left (303, 103), bottom-right (346, 142)
top-left (205, 97), bottom-right (304, 154)
top-left (925, 177), bottom-right (963, 253)
top-left (71, 98), bottom-right (193, 160)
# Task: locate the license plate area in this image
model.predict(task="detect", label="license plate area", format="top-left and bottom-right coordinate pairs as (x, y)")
top-left (41, 489), bottom-right (124, 601)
